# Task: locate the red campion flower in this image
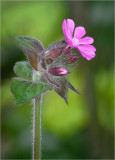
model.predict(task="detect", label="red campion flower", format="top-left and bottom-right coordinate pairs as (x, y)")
top-left (62, 19), bottom-right (96, 60)
top-left (14, 19), bottom-right (96, 103)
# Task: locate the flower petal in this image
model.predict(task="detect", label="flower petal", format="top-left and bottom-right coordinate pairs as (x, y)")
top-left (67, 19), bottom-right (75, 37)
top-left (76, 46), bottom-right (96, 60)
top-left (48, 67), bottom-right (69, 76)
top-left (62, 19), bottom-right (68, 36)
top-left (65, 38), bottom-right (74, 48)
top-left (62, 19), bottom-right (72, 41)
top-left (78, 45), bottom-right (96, 52)
top-left (79, 37), bottom-right (94, 45)
top-left (74, 26), bottom-right (86, 39)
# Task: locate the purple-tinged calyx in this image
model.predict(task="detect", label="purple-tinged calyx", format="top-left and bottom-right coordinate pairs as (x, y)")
top-left (42, 50), bottom-right (50, 56)
top-left (48, 67), bottom-right (69, 76)
top-left (65, 55), bottom-right (79, 64)
top-left (39, 58), bottom-right (47, 69)
top-left (50, 49), bottom-right (62, 58)
top-left (45, 58), bottom-right (53, 65)
top-left (43, 72), bottom-right (60, 87)
top-left (62, 45), bottom-right (71, 54)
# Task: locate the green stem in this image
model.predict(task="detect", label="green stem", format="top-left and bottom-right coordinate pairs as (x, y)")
top-left (32, 95), bottom-right (42, 160)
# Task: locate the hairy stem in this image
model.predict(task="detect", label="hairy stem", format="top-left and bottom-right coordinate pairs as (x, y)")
top-left (32, 95), bottom-right (42, 160)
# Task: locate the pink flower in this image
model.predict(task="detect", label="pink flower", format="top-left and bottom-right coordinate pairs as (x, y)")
top-left (62, 19), bottom-right (96, 60)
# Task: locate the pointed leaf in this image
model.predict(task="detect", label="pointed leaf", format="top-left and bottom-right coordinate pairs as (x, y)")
top-left (54, 78), bottom-right (68, 104)
top-left (67, 80), bottom-right (80, 94)
top-left (11, 78), bottom-right (52, 105)
top-left (14, 36), bottom-right (44, 71)
top-left (14, 61), bottom-right (32, 80)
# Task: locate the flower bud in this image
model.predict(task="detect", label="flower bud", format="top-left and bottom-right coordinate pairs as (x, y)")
top-left (48, 67), bottom-right (69, 76)
top-left (62, 46), bottom-right (71, 54)
top-left (50, 49), bottom-right (62, 58)
top-left (65, 55), bottom-right (79, 64)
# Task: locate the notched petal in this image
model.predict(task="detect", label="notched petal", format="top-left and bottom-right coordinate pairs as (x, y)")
top-left (79, 37), bottom-right (94, 45)
top-left (67, 19), bottom-right (75, 37)
top-left (74, 26), bottom-right (86, 39)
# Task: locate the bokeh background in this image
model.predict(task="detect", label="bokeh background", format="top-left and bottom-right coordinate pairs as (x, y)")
top-left (1, 1), bottom-right (114, 159)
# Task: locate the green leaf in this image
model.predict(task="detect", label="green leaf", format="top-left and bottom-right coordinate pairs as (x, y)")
top-left (15, 36), bottom-right (44, 53)
top-left (14, 61), bottom-right (32, 80)
top-left (14, 36), bottom-right (44, 71)
top-left (16, 38), bottom-right (33, 49)
top-left (11, 78), bottom-right (52, 105)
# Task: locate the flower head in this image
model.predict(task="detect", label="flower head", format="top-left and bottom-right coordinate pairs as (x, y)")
top-left (40, 40), bottom-right (80, 103)
top-left (62, 19), bottom-right (96, 60)
top-left (13, 19), bottom-right (96, 105)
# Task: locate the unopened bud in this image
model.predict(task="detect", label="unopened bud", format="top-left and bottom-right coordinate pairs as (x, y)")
top-left (62, 45), bottom-right (71, 54)
top-left (48, 67), bottom-right (69, 76)
top-left (50, 49), bottom-right (62, 58)
top-left (65, 55), bottom-right (79, 64)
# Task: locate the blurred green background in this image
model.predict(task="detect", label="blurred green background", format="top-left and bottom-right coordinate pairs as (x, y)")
top-left (1, 1), bottom-right (114, 159)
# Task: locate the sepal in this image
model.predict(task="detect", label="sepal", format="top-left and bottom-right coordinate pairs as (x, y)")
top-left (54, 78), bottom-right (68, 104)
